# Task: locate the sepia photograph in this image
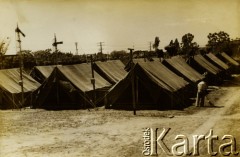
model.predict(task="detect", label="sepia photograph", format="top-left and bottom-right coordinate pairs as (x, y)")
top-left (0, 0), bottom-right (240, 156)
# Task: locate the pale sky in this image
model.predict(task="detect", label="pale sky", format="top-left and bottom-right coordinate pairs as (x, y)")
top-left (0, 0), bottom-right (239, 55)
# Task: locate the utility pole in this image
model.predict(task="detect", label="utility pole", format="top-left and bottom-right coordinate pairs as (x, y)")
top-left (15, 24), bottom-right (25, 108)
top-left (128, 48), bottom-right (134, 63)
top-left (75, 42), bottom-right (78, 55)
top-left (52, 34), bottom-right (63, 65)
top-left (98, 42), bottom-right (104, 61)
top-left (98, 42), bottom-right (104, 53)
top-left (128, 48), bottom-right (136, 115)
top-left (149, 42), bottom-right (152, 52)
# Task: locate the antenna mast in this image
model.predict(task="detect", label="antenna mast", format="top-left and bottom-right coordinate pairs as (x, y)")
top-left (15, 24), bottom-right (25, 108)
top-left (52, 34), bottom-right (63, 65)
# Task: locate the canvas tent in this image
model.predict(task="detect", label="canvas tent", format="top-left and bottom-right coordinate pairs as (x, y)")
top-left (100, 61), bottom-right (189, 110)
top-left (93, 60), bottom-right (127, 84)
top-left (137, 61), bottom-right (189, 92)
top-left (34, 63), bottom-right (112, 109)
top-left (191, 54), bottom-right (221, 75)
top-left (220, 52), bottom-right (239, 66)
top-left (0, 68), bottom-right (40, 109)
top-left (124, 58), bottom-right (155, 71)
top-left (30, 65), bottom-right (55, 83)
top-left (126, 58), bottom-right (189, 91)
top-left (205, 53), bottom-right (230, 70)
top-left (188, 54), bottom-right (223, 84)
top-left (162, 56), bottom-right (204, 83)
top-left (216, 52), bottom-right (240, 73)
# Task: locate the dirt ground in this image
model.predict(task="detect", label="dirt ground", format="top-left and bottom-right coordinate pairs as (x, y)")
top-left (0, 75), bottom-right (240, 157)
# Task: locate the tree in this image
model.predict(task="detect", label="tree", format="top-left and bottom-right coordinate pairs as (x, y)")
top-left (152, 37), bottom-right (160, 51)
top-left (153, 36), bottom-right (164, 58)
top-left (207, 31), bottom-right (231, 54)
top-left (0, 37), bottom-right (10, 69)
top-left (110, 50), bottom-right (127, 60)
top-left (96, 52), bottom-right (108, 61)
top-left (32, 49), bottom-right (52, 65)
top-left (174, 38), bottom-right (180, 54)
top-left (180, 33), bottom-right (199, 57)
top-left (22, 50), bottom-right (36, 69)
top-left (164, 38), bottom-right (180, 57)
top-left (164, 40), bottom-right (173, 57)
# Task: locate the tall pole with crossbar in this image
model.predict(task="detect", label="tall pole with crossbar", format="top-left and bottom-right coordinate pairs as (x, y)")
top-left (15, 24), bottom-right (25, 108)
top-left (52, 34), bottom-right (63, 65)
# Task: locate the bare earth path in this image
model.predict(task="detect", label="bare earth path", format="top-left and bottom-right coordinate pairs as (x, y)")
top-left (0, 75), bottom-right (240, 157)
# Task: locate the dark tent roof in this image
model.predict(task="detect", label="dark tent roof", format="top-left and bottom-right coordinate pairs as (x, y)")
top-left (221, 52), bottom-right (239, 66)
top-left (0, 68), bottom-right (40, 93)
top-left (100, 63), bottom-right (189, 109)
top-left (58, 64), bottom-right (111, 92)
top-left (193, 54), bottom-right (221, 75)
top-left (125, 58), bottom-right (153, 71)
top-left (137, 61), bottom-right (189, 92)
top-left (164, 56), bottom-right (204, 83)
top-left (30, 65), bottom-right (55, 83)
top-left (126, 58), bottom-right (189, 92)
top-left (93, 60), bottom-right (127, 84)
top-left (0, 68), bottom-right (40, 108)
top-left (35, 64), bottom-right (112, 109)
top-left (205, 53), bottom-right (230, 70)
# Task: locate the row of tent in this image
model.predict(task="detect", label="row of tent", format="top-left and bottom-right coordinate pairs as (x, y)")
top-left (0, 52), bottom-right (239, 110)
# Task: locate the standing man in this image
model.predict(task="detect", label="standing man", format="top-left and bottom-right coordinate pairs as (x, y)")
top-left (196, 81), bottom-right (208, 107)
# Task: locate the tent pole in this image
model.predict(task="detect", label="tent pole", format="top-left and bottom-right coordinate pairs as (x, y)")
top-left (0, 90), bottom-right (2, 106)
top-left (104, 91), bottom-right (107, 108)
top-left (84, 92), bottom-right (86, 109)
top-left (54, 69), bottom-right (59, 106)
top-left (136, 76), bottom-right (139, 110)
top-left (131, 72), bottom-right (136, 115)
top-left (12, 94), bottom-right (14, 109)
top-left (30, 92), bottom-right (33, 108)
top-left (128, 48), bottom-right (136, 115)
top-left (90, 55), bottom-right (96, 107)
top-left (56, 76), bottom-right (59, 106)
